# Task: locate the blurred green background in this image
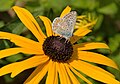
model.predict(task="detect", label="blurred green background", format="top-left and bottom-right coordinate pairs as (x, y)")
top-left (0, 0), bottom-right (120, 84)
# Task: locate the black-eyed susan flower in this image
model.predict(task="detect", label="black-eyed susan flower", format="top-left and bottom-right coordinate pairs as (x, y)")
top-left (0, 6), bottom-right (120, 84)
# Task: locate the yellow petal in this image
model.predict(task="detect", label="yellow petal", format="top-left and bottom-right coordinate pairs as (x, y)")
top-left (46, 60), bottom-right (56, 84)
top-left (77, 51), bottom-right (118, 70)
top-left (69, 65), bottom-right (92, 84)
top-left (75, 19), bottom-right (97, 29)
top-left (0, 48), bottom-right (22, 59)
top-left (0, 61), bottom-right (17, 77)
top-left (56, 62), bottom-right (71, 84)
top-left (0, 32), bottom-right (42, 51)
top-left (70, 27), bottom-right (91, 44)
top-left (0, 55), bottom-right (48, 77)
top-left (74, 42), bottom-right (109, 50)
top-left (70, 58), bottom-right (115, 78)
top-left (39, 16), bottom-right (53, 37)
top-left (70, 60), bottom-right (120, 84)
top-left (12, 6), bottom-right (46, 42)
top-left (0, 48), bottom-right (43, 59)
top-left (54, 62), bottom-right (58, 84)
top-left (71, 19), bottom-right (97, 44)
top-left (60, 6), bottom-right (71, 18)
top-left (20, 47), bottom-right (44, 55)
top-left (24, 65), bottom-right (43, 84)
top-left (11, 55), bottom-right (49, 77)
top-left (64, 63), bottom-right (80, 84)
top-left (77, 15), bottom-right (86, 19)
top-left (24, 60), bottom-right (50, 84)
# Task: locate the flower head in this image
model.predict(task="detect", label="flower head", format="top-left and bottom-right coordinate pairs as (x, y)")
top-left (43, 36), bottom-right (73, 62)
top-left (0, 6), bottom-right (119, 84)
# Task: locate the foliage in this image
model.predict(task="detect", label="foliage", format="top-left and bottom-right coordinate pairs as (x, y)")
top-left (0, 0), bottom-right (120, 83)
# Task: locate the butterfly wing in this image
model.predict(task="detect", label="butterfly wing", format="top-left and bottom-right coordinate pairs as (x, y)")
top-left (52, 11), bottom-right (77, 39)
top-left (52, 17), bottom-right (69, 37)
top-left (63, 11), bottom-right (77, 38)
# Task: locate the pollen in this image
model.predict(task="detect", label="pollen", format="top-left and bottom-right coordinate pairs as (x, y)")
top-left (42, 36), bottom-right (73, 62)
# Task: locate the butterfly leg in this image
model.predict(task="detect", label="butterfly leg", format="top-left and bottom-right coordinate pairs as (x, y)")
top-left (57, 35), bottom-right (63, 40)
top-left (64, 39), bottom-right (70, 44)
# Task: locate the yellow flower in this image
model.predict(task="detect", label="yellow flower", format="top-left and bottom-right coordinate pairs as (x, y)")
top-left (0, 6), bottom-right (119, 84)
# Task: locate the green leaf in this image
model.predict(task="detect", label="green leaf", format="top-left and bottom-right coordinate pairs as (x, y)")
top-left (0, 0), bottom-right (15, 11)
top-left (71, 0), bottom-right (99, 10)
top-left (109, 34), bottom-right (120, 52)
top-left (94, 14), bottom-right (104, 31)
top-left (97, 3), bottom-right (118, 15)
top-left (0, 21), bottom-right (5, 28)
top-left (12, 23), bottom-right (25, 34)
top-left (0, 59), bottom-right (8, 65)
top-left (2, 20), bottom-right (25, 35)
top-left (40, 0), bottom-right (70, 13)
top-left (0, 40), bottom-right (6, 49)
top-left (4, 74), bottom-right (14, 83)
top-left (107, 53), bottom-right (120, 81)
top-left (3, 40), bottom-right (11, 48)
top-left (115, 34), bottom-right (120, 42)
top-left (6, 54), bottom-right (23, 62)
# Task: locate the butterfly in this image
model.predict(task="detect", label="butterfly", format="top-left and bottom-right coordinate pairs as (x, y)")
top-left (52, 11), bottom-right (77, 40)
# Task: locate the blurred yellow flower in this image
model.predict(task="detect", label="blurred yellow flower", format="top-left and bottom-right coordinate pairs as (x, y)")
top-left (0, 6), bottom-right (119, 84)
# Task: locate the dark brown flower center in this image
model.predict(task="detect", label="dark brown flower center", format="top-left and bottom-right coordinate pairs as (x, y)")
top-left (42, 36), bottom-right (73, 62)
